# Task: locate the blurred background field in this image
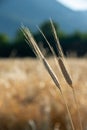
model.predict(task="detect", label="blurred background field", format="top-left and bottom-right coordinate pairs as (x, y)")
top-left (0, 58), bottom-right (87, 130)
top-left (0, 0), bottom-right (87, 130)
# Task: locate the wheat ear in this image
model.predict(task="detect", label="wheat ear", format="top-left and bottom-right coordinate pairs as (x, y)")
top-left (50, 18), bottom-right (83, 130)
top-left (22, 26), bottom-right (75, 130)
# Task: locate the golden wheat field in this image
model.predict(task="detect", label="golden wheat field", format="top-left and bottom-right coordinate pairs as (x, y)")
top-left (0, 58), bottom-right (87, 130)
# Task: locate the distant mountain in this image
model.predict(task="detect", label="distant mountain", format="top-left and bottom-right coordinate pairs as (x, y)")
top-left (0, 0), bottom-right (87, 38)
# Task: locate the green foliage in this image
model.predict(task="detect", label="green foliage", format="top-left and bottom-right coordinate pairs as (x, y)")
top-left (15, 29), bottom-right (25, 43)
top-left (0, 34), bottom-right (12, 57)
top-left (0, 34), bottom-right (9, 44)
top-left (0, 34), bottom-right (9, 43)
top-left (13, 30), bottom-right (35, 57)
top-left (0, 21), bottom-right (87, 57)
top-left (60, 31), bottom-right (87, 56)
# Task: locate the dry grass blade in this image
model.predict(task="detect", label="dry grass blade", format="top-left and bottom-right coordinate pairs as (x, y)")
top-left (50, 19), bottom-right (83, 130)
top-left (22, 26), bottom-right (75, 130)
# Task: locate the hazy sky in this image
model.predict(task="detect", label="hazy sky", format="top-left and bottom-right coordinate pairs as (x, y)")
top-left (56, 0), bottom-right (87, 11)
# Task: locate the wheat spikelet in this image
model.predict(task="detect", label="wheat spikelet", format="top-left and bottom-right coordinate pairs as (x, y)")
top-left (58, 58), bottom-right (72, 86)
top-left (50, 19), bottom-right (83, 130)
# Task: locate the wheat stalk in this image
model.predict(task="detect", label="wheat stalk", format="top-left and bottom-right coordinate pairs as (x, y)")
top-left (22, 26), bottom-right (75, 130)
top-left (50, 18), bottom-right (83, 130)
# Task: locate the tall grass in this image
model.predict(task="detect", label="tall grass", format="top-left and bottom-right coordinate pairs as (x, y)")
top-left (21, 21), bottom-right (83, 130)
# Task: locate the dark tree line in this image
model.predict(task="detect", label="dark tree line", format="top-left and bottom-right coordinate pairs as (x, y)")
top-left (0, 21), bottom-right (87, 58)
